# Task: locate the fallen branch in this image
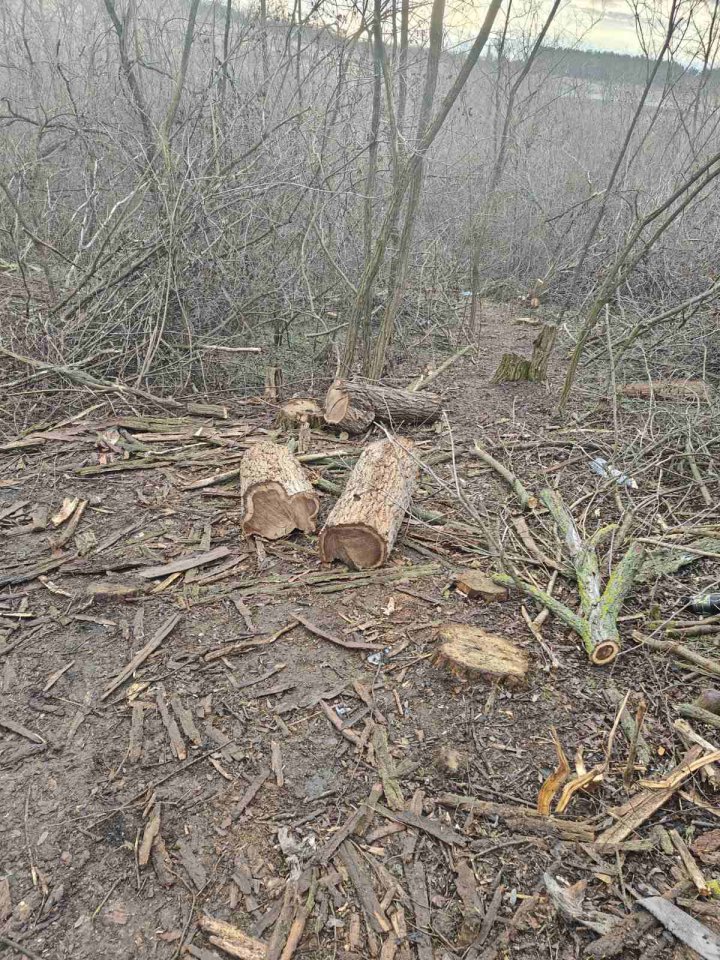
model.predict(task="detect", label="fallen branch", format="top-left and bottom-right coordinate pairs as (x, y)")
top-left (634, 631), bottom-right (720, 678)
top-left (496, 489), bottom-right (644, 665)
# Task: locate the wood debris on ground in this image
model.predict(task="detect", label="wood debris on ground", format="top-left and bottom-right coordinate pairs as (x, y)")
top-left (1, 348), bottom-right (719, 960)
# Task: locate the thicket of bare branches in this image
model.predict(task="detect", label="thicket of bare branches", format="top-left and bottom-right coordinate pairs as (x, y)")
top-left (0, 0), bottom-right (718, 399)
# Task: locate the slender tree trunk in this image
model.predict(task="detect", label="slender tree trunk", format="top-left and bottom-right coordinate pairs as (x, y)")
top-left (366, 0), bottom-right (446, 379)
top-left (538, 0), bottom-right (682, 390)
top-left (340, 0), bottom-right (503, 376)
top-left (469, 0), bottom-right (561, 333)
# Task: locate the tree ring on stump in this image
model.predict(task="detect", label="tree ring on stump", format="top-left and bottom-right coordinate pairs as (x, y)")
top-left (319, 523), bottom-right (386, 570)
top-left (242, 482), bottom-right (319, 540)
top-left (590, 640), bottom-right (620, 666)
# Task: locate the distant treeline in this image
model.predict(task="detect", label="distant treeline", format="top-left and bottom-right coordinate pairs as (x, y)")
top-left (531, 46), bottom-right (717, 85)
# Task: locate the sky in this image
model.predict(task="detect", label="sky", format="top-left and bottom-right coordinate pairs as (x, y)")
top-left (444, 0), bottom-right (663, 56)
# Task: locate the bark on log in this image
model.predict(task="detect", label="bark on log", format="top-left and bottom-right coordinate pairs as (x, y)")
top-left (240, 442), bottom-right (319, 540)
top-left (324, 379), bottom-right (441, 434)
top-left (319, 438), bottom-right (418, 569)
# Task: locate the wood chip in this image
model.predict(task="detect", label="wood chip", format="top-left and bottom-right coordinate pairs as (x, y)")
top-left (638, 896), bottom-right (720, 960)
top-left (335, 841), bottom-right (391, 934)
top-left (234, 769), bottom-right (271, 818)
top-left (198, 914), bottom-right (267, 960)
top-left (101, 612), bottom-right (181, 700)
top-left (136, 546), bottom-right (232, 580)
top-left (405, 860), bottom-right (433, 960)
top-left (176, 839), bottom-right (208, 890)
top-left (670, 828), bottom-right (709, 896)
top-left (0, 716), bottom-right (44, 744)
top-left (170, 693), bottom-right (204, 746)
top-left (156, 683), bottom-right (187, 760)
top-left (270, 741), bottom-right (284, 787)
top-left (139, 803), bottom-right (161, 866)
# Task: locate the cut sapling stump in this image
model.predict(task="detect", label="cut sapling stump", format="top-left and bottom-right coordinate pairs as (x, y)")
top-left (277, 398), bottom-right (324, 429)
top-left (433, 624), bottom-right (528, 684)
top-left (240, 442), bottom-right (319, 540)
top-left (319, 437), bottom-right (418, 569)
top-left (323, 379), bottom-right (441, 434)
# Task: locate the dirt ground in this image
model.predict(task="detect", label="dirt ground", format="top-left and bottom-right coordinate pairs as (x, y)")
top-left (1, 303), bottom-right (719, 960)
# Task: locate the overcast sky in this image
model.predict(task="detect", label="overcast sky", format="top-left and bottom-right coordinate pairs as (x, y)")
top-left (445, 0), bottom-right (658, 56)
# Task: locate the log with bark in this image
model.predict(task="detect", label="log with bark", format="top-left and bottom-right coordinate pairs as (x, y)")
top-left (323, 379), bottom-right (441, 434)
top-left (240, 442), bottom-right (320, 540)
top-left (319, 437), bottom-right (418, 569)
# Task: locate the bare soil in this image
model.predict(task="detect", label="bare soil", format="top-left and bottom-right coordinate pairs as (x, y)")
top-left (1, 303), bottom-right (718, 960)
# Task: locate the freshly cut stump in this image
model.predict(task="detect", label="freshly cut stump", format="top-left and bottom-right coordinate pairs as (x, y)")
top-left (453, 570), bottom-right (508, 602)
top-left (324, 379), bottom-right (441, 434)
top-left (433, 624), bottom-right (528, 683)
top-left (240, 441), bottom-right (319, 540)
top-left (319, 437), bottom-right (418, 569)
top-left (277, 397), bottom-right (324, 428)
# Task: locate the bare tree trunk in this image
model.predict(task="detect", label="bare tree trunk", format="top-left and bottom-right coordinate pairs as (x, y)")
top-left (340, 0), bottom-right (503, 376)
top-left (102, 0), bottom-right (156, 164)
top-left (397, 0), bottom-right (409, 135)
top-left (539, 0), bottom-right (683, 390)
top-left (469, 0), bottom-right (561, 333)
top-left (161, 0), bottom-right (201, 151)
top-left (363, 0), bottom-right (383, 263)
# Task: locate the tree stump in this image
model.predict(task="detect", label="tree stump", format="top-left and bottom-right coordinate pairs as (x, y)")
top-left (240, 442), bottom-right (319, 540)
top-left (324, 380), bottom-right (442, 435)
top-left (491, 353), bottom-right (536, 384)
top-left (319, 437), bottom-right (418, 569)
top-left (452, 569), bottom-right (508, 602)
top-left (433, 624), bottom-right (528, 683)
top-left (277, 398), bottom-right (324, 429)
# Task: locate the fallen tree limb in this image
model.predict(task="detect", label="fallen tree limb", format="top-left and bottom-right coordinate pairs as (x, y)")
top-left (495, 488), bottom-right (644, 665)
top-left (0, 343), bottom-right (187, 411)
top-left (472, 441), bottom-right (538, 510)
top-left (407, 345), bottom-right (471, 392)
top-left (633, 631), bottom-right (720, 678)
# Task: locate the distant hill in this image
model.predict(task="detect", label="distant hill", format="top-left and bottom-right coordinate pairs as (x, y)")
top-left (532, 46), bottom-right (704, 85)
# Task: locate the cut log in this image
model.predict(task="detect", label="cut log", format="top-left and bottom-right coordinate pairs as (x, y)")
top-left (240, 442), bottom-right (319, 540)
top-left (324, 379), bottom-right (441, 434)
top-left (452, 569), bottom-right (508, 602)
top-left (618, 379), bottom-right (712, 403)
top-left (277, 398), bottom-right (323, 429)
top-left (319, 438), bottom-right (418, 569)
top-left (433, 624), bottom-right (528, 683)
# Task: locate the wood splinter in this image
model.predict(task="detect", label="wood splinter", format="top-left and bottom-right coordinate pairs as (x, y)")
top-left (240, 442), bottom-right (319, 540)
top-left (320, 437), bottom-right (418, 570)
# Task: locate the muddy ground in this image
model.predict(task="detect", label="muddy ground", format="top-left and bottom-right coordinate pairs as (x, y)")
top-left (1, 304), bottom-right (719, 960)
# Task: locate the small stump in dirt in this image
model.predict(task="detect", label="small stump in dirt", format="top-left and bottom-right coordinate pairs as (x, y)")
top-left (453, 570), bottom-right (508, 602)
top-left (433, 624), bottom-right (528, 684)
